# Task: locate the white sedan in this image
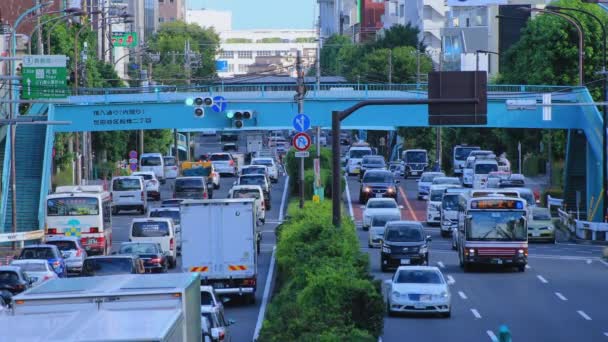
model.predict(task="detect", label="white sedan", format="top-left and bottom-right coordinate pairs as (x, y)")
top-left (362, 198), bottom-right (402, 230)
top-left (385, 266), bottom-right (451, 317)
top-left (10, 259), bottom-right (58, 286)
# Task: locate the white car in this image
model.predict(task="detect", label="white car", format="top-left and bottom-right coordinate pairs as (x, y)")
top-left (368, 213), bottom-right (401, 248)
top-left (163, 156), bottom-right (179, 179)
top-left (132, 171), bottom-right (161, 201)
top-left (251, 157), bottom-right (279, 183)
top-left (210, 153), bottom-right (237, 176)
top-left (385, 266), bottom-right (451, 317)
top-left (129, 218), bottom-right (177, 268)
top-left (426, 184), bottom-right (459, 226)
top-left (229, 185), bottom-right (266, 224)
top-left (362, 198), bottom-right (402, 230)
top-left (201, 305), bottom-right (235, 342)
top-left (417, 172), bottom-right (445, 200)
top-left (149, 207), bottom-right (182, 254)
top-left (10, 259), bottom-right (57, 286)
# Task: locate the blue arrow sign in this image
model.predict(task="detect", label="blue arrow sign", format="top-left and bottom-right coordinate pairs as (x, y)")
top-left (292, 113), bottom-right (311, 132)
top-left (212, 96), bottom-right (227, 113)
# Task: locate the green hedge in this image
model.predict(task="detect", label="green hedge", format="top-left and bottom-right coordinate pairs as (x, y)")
top-left (259, 201), bottom-right (384, 341)
top-left (285, 146), bottom-right (342, 199)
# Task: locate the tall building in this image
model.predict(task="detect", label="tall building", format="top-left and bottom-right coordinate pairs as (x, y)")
top-left (159, 0), bottom-right (186, 24)
top-left (143, 0), bottom-right (159, 38)
top-left (186, 9), bottom-right (232, 33)
top-left (360, 0), bottom-right (384, 41)
top-left (0, 1), bottom-right (62, 35)
top-left (318, 0), bottom-right (359, 39)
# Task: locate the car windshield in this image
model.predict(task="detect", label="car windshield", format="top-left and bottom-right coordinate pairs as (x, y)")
top-left (467, 211), bottom-right (527, 241)
top-left (201, 291), bottom-right (214, 306)
top-left (420, 174), bottom-right (444, 182)
top-left (141, 156), bottom-right (162, 166)
top-left (20, 248), bottom-right (55, 260)
top-left (252, 159), bottom-right (273, 166)
top-left (0, 271), bottom-right (19, 285)
top-left (113, 178), bottom-right (141, 191)
top-left (430, 189), bottom-right (446, 202)
top-left (242, 168), bottom-right (266, 175)
top-left (119, 243), bottom-right (159, 255)
top-left (240, 176), bottom-right (265, 186)
top-left (132, 221), bottom-right (170, 237)
top-left (385, 226), bottom-right (424, 242)
top-left (519, 192), bottom-right (535, 206)
top-left (163, 157), bottom-right (176, 166)
top-left (46, 240), bottom-right (77, 251)
top-left (433, 178), bottom-right (460, 185)
top-left (210, 154), bottom-right (231, 161)
top-left (475, 163), bottom-right (498, 174)
top-left (367, 200), bottom-right (397, 209)
top-left (405, 151), bottom-right (426, 163)
top-left (396, 270), bottom-right (443, 284)
top-left (349, 149), bottom-right (372, 158)
top-left (12, 262), bottom-right (47, 272)
top-left (363, 173), bottom-right (393, 183)
top-left (134, 173), bottom-right (154, 180)
top-left (442, 195), bottom-right (460, 211)
top-left (371, 215), bottom-right (400, 227)
top-left (455, 147), bottom-right (479, 161)
top-left (233, 189), bottom-right (261, 199)
top-left (364, 157), bottom-right (385, 165)
top-left (47, 197), bottom-right (99, 216)
top-left (82, 258), bottom-right (133, 276)
top-left (175, 179), bottom-right (204, 190)
top-left (150, 210), bottom-right (180, 225)
top-left (533, 210), bottom-right (551, 220)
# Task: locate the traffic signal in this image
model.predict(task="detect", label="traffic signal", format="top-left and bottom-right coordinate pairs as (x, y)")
top-left (186, 96), bottom-right (213, 118)
top-left (226, 109), bottom-right (255, 128)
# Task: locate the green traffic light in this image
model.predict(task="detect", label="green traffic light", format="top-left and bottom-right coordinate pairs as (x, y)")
top-left (185, 98), bottom-right (194, 106)
top-left (226, 111), bottom-right (234, 119)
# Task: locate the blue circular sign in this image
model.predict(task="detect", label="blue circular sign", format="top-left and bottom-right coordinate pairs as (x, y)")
top-left (212, 96), bottom-right (227, 113)
top-left (292, 114), bottom-right (311, 133)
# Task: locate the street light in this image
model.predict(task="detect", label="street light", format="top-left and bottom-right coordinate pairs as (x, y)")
top-left (475, 50), bottom-right (499, 73)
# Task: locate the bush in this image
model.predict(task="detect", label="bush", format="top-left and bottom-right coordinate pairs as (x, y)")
top-left (286, 146), bottom-right (342, 199)
top-left (259, 201), bottom-right (384, 341)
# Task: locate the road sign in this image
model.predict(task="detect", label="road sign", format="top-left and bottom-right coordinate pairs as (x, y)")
top-left (129, 150), bottom-right (138, 159)
top-left (293, 132), bottom-right (311, 151)
top-left (21, 55), bottom-right (68, 99)
top-left (111, 32), bottom-right (138, 47)
top-left (130, 163), bottom-right (138, 171)
top-left (128, 158), bottom-right (138, 164)
top-left (129, 150), bottom-right (138, 171)
top-left (292, 114), bottom-right (311, 132)
top-left (216, 60), bottom-right (228, 72)
top-left (212, 96), bottom-right (227, 113)
top-left (295, 151), bottom-right (310, 158)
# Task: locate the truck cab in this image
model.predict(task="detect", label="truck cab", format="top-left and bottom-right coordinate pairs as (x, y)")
top-left (345, 143), bottom-right (373, 176)
top-left (473, 156), bottom-right (499, 189)
top-left (402, 149), bottom-right (428, 178)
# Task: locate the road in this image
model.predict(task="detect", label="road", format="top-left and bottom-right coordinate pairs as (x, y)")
top-left (109, 134), bottom-right (286, 342)
top-left (345, 175), bottom-right (608, 342)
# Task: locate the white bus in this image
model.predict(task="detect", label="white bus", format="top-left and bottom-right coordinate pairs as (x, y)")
top-left (453, 145), bottom-right (480, 175)
top-left (45, 185), bottom-right (113, 255)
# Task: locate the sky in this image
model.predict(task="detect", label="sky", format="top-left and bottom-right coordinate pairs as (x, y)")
top-left (187, 0), bottom-right (317, 30)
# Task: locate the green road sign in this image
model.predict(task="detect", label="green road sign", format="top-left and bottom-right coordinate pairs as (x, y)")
top-left (111, 32), bottom-right (138, 47)
top-left (21, 55), bottom-right (68, 99)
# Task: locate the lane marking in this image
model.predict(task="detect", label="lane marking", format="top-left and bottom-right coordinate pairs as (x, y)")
top-left (599, 259), bottom-right (608, 268)
top-left (487, 330), bottom-right (498, 342)
top-left (398, 186), bottom-right (418, 221)
top-left (525, 264), bottom-right (531, 269)
top-left (577, 310), bottom-right (592, 321)
top-left (529, 254), bottom-right (603, 261)
top-left (446, 275), bottom-right (455, 285)
top-left (471, 308), bottom-right (482, 319)
top-left (344, 176), bottom-right (354, 219)
top-left (253, 246), bottom-right (277, 341)
top-left (537, 275), bottom-right (548, 284)
top-left (458, 291), bottom-right (468, 300)
top-left (586, 259), bottom-right (592, 264)
top-left (603, 332), bottom-right (608, 337)
top-left (437, 261), bottom-right (445, 268)
top-left (277, 175), bottom-right (289, 222)
top-left (555, 292), bottom-right (568, 301)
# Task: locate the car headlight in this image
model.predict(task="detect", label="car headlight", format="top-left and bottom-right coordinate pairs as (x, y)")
top-left (419, 245), bottom-right (428, 254)
top-left (443, 220), bottom-right (452, 226)
top-left (468, 248), bottom-right (475, 256)
top-left (364, 187), bottom-right (371, 193)
top-left (382, 245), bottom-right (391, 253)
top-left (391, 291), bottom-right (401, 298)
top-left (434, 291), bottom-right (449, 300)
top-left (387, 187), bottom-right (395, 193)
top-left (546, 226), bottom-right (554, 231)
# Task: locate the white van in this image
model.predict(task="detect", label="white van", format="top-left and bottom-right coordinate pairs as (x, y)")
top-left (345, 144), bottom-right (373, 175)
top-left (140, 153), bottom-right (165, 184)
top-left (129, 217), bottom-right (177, 268)
top-left (473, 158), bottom-right (498, 188)
top-left (111, 176), bottom-right (147, 214)
top-left (426, 184), bottom-right (459, 225)
top-left (163, 156), bottom-right (179, 179)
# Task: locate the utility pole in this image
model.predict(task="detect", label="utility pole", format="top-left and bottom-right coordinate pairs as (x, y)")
top-left (296, 50), bottom-right (305, 209)
top-left (316, 16), bottom-right (321, 91)
top-left (36, 0), bottom-right (43, 54)
top-left (173, 129), bottom-right (179, 164)
top-left (388, 49), bottom-right (393, 84)
top-left (416, 49), bottom-right (421, 87)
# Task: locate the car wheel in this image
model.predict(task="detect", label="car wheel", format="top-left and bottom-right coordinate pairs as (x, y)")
top-left (443, 310), bottom-right (451, 318)
top-left (246, 293), bottom-right (256, 305)
top-left (387, 301), bottom-right (395, 317)
top-left (368, 243), bottom-right (373, 248)
top-left (517, 265), bottom-right (526, 272)
top-left (440, 230), bottom-right (448, 238)
top-left (140, 206), bottom-right (146, 215)
top-left (162, 262), bottom-right (168, 273)
top-left (463, 263), bottom-right (471, 273)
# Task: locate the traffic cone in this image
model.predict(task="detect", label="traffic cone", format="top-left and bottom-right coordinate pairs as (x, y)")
top-left (498, 325), bottom-right (512, 342)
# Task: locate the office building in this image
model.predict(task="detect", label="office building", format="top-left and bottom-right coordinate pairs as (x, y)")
top-left (159, 0), bottom-right (186, 24)
top-left (186, 9), bottom-right (232, 33)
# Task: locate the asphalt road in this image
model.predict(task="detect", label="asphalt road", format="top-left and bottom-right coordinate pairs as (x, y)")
top-left (345, 174), bottom-right (608, 342)
top-left (110, 134), bottom-right (286, 342)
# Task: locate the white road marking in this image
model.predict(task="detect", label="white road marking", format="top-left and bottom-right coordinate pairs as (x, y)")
top-left (446, 275), bottom-right (455, 285)
top-left (277, 175), bottom-right (289, 222)
top-left (586, 259), bottom-right (592, 264)
top-left (487, 330), bottom-right (498, 342)
top-left (344, 175), bottom-right (354, 219)
top-left (437, 261), bottom-right (445, 268)
top-left (530, 254), bottom-right (602, 261)
top-left (525, 264), bottom-right (531, 269)
top-left (471, 308), bottom-right (482, 319)
top-left (577, 310), bottom-right (592, 321)
top-left (603, 332), bottom-right (608, 337)
top-left (599, 259), bottom-right (608, 268)
top-left (253, 247), bottom-right (277, 341)
top-left (458, 291), bottom-right (468, 300)
top-left (555, 292), bottom-right (568, 301)
top-left (398, 186), bottom-right (418, 221)
top-left (537, 275), bottom-right (548, 284)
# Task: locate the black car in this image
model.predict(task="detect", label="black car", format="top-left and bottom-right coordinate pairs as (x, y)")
top-left (381, 221), bottom-right (431, 272)
top-left (359, 155), bottom-right (387, 179)
top-left (81, 255), bottom-right (145, 276)
top-left (359, 170), bottom-right (399, 204)
top-left (117, 242), bottom-right (169, 273)
top-left (0, 266), bottom-right (32, 298)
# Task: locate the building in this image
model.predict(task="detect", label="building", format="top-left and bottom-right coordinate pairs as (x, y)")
top-left (318, 0), bottom-right (359, 39)
top-left (0, 1), bottom-right (62, 35)
top-left (216, 30), bottom-right (318, 78)
top-left (360, 0), bottom-right (384, 41)
top-left (159, 0), bottom-right (186, 24)
top-left (143, 0), bottom-right (159, 39)
top-left (186, 9), bottom-right (232, 33)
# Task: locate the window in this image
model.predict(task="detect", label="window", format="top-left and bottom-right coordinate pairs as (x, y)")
top-left (113, 178), bottom-right (141, 191)
top-left (237, 51), bottom-right (253, 59)
top-left (141, 156), bottom-right (162, 166)
top-left (150, 210), bottom-right (181, 225)
top-left (399, 4), bottom-right (404, 17)
top-left (132, 221), bottom-right (170, 238)
top-left (256, 50), bottom-right (272, 57)
top-left (227, 64), bottom-right (234, 72)
top-left (47, 197), bottom-right (100, 216)
top-left (219, 51), bottom-right (234, 59)
top-left (46, 240), bottom-right (77, 251)
top-left (159, 17), bottom-right (164, 23)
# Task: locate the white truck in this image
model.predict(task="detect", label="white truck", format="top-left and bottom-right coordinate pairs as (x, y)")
top-left (246, 133), bottom-right (264, 154)
top-left (10, 273), bottom-right (201, 342)
top-left (181, 199), bottom-right (259, 304)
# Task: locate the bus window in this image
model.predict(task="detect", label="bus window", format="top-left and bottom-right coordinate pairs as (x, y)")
top-left (47, 197), bottom-right (99, 216)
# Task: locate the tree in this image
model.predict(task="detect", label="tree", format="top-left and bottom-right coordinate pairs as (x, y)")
top-left (319, 35), bottom-right (353, 76)
top-left (373, 23), bottom-right (423, 50)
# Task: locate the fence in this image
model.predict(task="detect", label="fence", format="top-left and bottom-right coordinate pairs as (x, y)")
top-left (558, 208), bottom-right (608, 243)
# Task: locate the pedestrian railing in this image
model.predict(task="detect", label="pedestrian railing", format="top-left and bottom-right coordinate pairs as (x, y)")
top-left (557, 208), bottom-right (608, 242)
top-left (0, 230), bottom-right (44, 248)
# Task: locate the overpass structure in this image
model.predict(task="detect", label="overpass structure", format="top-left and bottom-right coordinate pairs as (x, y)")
top-left (0, 83), bottom-right (604, 235)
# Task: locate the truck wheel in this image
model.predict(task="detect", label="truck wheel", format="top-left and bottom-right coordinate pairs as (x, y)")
top-left (517, 265), bottom-right (526, 272)
top-left (169, 257), bottom-right (177, 269)
top-left (463, 263), bottom-right (471, 273)
top-left (246, 293), bottom-right (256, 305)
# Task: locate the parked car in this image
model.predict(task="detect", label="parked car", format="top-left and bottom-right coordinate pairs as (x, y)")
top-left (0, 266), bottom-right (32, 297)
top-left (81, 255), bottom-right (145, 276)
top-left (528, 207), bottom-right (555, 243)
top-left (111, 176), bottom-right (147, 214)
top-left (139, 152), bottom-right (165, 184)
top-left (201, 305), bottom-right (235, 342)
top-left (174, 176), bottom-right (210, 200)
top-left (362, 198), bottom-right (402, 230)
top-left (10, 259), bottom-right (58, 286)
top-left (417, 172), bottom-right (445, 200)
top-left (385, 266), bottom-right (451, 317)
top-left (45, 236), bottom-right (87, 274)
top-left (18, 244), bottom-right (67, 278)
top-left (368, 213), bottom-right (401, 248)
top-left (235, 174), bottom-right (271, 209)
top-left (359, 170), bottom-right (400, 204)
top-left (250, 157), bottom-right (279, 183)
top-left (117, 242), bottom-right (169, 273)
top-left (210, 153), bottom-right (237, 176)
top-left (132, 171), bottom-right (161, 201)
top-left (129, 218), bottom-right (177, 268)
top-left (381, 221), bottom-right (431, 272)
top-left (163, 156), bottom-right (179, 179)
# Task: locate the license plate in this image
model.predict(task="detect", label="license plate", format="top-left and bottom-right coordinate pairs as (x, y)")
top-left (414, 303), bottom-right (425, 309)
top-left (532, 232), bottom-right (540, 237)
top-left (411, 171), bottom-right (418, 175)
top-left (420, 295), bottom-right (431, 301)
top-left (401, 259), bottom-right (410, 265)
top-left (494, 259), bottom-right (503, 265)
top-left (375, 193), bottom-right (383, 198)
top-left (87, 238), bottom-right (97, 245)
top-left (213, 283), bottom-right (225, 289)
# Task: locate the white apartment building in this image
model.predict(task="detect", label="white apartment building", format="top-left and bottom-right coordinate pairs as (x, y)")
top-left (186, 9), bottom-right (232, 33)
top-left (318, 0), bottom-right (359, 39)
top-left (217, 30), bottom-right (318, 78)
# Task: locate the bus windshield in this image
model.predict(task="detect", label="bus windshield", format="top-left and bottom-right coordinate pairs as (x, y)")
top-left (349, 149), bottom-right (372, 159)
top-left (454, 147), bottom-right (479, 161)
top-left (467, 210), bottom-right (527, 241)
top-left (405, 151), bottom-right (426, 163)
top-left (442, 195), bottom-right (459, 210)
top-left (47, 197), bottom-right (99, 216)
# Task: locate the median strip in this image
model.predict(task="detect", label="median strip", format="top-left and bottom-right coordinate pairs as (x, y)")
top-left (398, 186), bottom-right (418, 221)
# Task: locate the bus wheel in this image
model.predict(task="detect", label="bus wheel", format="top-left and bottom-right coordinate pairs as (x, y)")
top-left (517, 265), bottom-right (526, 272)
top-left (463, 263), bottom-right (472, 273)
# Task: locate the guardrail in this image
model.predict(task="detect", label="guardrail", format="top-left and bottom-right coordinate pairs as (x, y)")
top-left (0, 230), bottom-right (45, 247)
top-left (557, 208), bottom-right (608, 242)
